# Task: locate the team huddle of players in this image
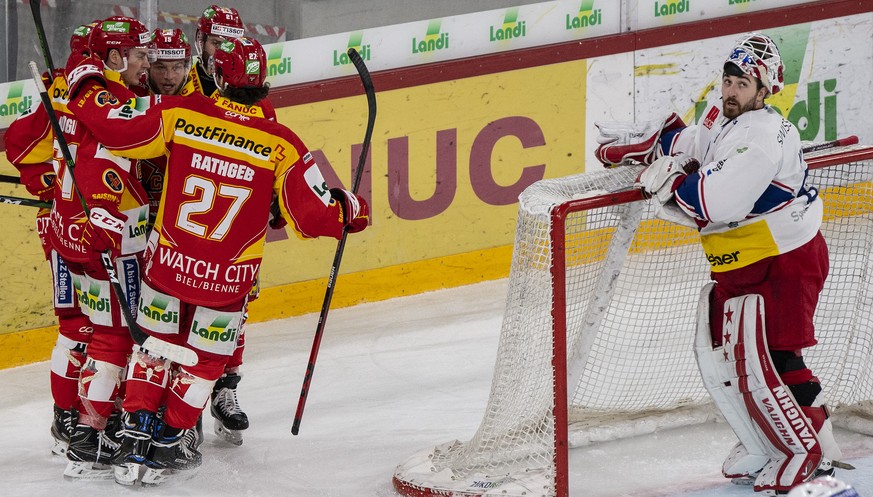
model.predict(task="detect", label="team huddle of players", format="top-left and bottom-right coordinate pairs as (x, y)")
top-left (4, 4), bottom-right (368, 487)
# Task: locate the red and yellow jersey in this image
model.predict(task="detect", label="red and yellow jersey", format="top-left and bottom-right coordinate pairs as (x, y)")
top-left (72, 71), bottom-right (150, 258)
top-left (70, 87), bottom-right (347, 306)
top-left (4, 74), bottom-right (91, 262)
top-left (181, 61), bottom-right (277, 121)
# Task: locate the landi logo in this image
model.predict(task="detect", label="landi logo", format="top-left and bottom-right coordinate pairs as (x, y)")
top-left (139, 295), bottom-right (179, 324)
top-left (1, 82), bottom-right (33, 117)
top-left (267, 44), bottom-right (292, 76)
top-left (412, 19), bottom-right (449, 54)
top-left (192, 316), bottom-right (238, 343)
top-left (566, 0), bottom-right (602, 30)
top-left (654, 0), bottom-right (690, 17)
top-left (77, 281), bottom-right (111, 313)
top-left (333, 32), bottom-right (371, 66)
top-left (489, 8), bottom-right (526, 42)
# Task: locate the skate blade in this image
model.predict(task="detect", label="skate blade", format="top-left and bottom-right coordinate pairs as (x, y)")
top-left (113, 462), bottom-right (142, 486)
top-left (52, 440), bottom-right (68, 457)
top-left (730, 476), bottom-right (756, 486)
top-left (141, 467), bottom-right (199, 486)
top-left (833, 460), bottom-right (856, 470)
top-left (214, 422), bottom-right (243, 446)
top-left (63, 460), bottom-right (114, 481)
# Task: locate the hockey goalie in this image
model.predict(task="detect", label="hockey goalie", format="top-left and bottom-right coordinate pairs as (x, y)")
top-left (599, 32), bottom-right (844, 493)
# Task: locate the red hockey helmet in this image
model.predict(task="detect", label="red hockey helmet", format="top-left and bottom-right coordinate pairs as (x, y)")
top-left (88, 16), bottom-right (154, 61)
top-left (213, 37), bottom-right (266, 88)
top-left (152, 28), bottom-right (191, 61)
top-left (69, 21), bottom-right (99, 55)
top-left (197, 5), bottom-right (245, 40)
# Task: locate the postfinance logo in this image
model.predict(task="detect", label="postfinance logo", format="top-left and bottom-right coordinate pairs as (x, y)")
top-left (654, 0), bottom-right (690, 18)
top-left (192, 317), bottom-right (237, 344)
top-left (412, 19), bottom-right (449, 55)
top-left (0, 82), bottom-right (33, 117)
top-left (267, 44), bottom-right (292, 77)
top-left (334, 32), bottom-right (370, 66)
top-left (139, 295), bottom-right (179, 324)
top-left (566, 0), bottom-right (602, 30)
top-left (490, 8), bottom-right (526, 42)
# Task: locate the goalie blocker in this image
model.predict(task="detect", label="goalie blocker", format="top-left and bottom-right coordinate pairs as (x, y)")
top-left (694, 283), bottom-right (842, 493)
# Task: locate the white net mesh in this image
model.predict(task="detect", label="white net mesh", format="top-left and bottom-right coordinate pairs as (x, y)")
top-left (394, 146), bottom-right (873, 497)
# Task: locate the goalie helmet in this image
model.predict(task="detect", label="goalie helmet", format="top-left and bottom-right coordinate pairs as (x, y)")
top-left (152, 28), bottom-right (191, 61)
top-left (213, 37), bottom-right (266, 89)
top-left (88, 16), bottom-right (153, 62)
top-left (786, 476), bottom-right (859, 497)
top-left (724, 32), bottom-right (784, 96)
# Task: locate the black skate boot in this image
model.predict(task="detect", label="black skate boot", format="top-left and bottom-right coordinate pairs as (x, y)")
top-left (111, 409), bottom-right (158, 486)
top-left (51, 405), bottom-right (78, 457)
top-left (141, 420), bottom-right (202, 486)
top-left (64, 424), bottom-right (120, 480)
top-left (210, 373), bottom-right (248, 445)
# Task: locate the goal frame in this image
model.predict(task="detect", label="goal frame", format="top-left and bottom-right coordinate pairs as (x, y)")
top-left (547, 145), bottom-right (873, 496)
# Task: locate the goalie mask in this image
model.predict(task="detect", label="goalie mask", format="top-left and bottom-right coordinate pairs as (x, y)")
top-left (724, 32), bottom-right (784, 96)
top-left (212, 37), bottom-right (266, 89)
top-left (196, 5), bottom-right (245, 57)
top-left (88, 16), bottom-right (154, 62)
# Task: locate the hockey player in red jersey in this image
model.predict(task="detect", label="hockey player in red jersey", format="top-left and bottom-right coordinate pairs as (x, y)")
top-left (66, 36), bottom-right (369, 485)
top-left (55, 16), bottom-right (156, 480)
top-left (148, 25), bottom-right (259, 446)
top-left (186, 5), bottom-right (246, 98)
top-left (2, 21), bottom-right (101, 460)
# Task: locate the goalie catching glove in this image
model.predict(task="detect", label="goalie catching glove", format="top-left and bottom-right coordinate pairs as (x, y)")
top-left (594, 112), bottom-right (685, 167)
top-left (636, 153), bottom-right (699, 204)
top-left (80, 207), bottom-right (126, 261)
top-left (330, 188), bottom-right (369, 233)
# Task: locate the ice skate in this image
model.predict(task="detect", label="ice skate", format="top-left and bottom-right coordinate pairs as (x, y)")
top-left (64, 424), bottom-right (119, 481)
top-left (210, 373), bottom-right (248, 446)
top-left (141, 422), bottom-right (202, 486)
top-left (50, 405), bottom-right (77, 457)
top-left (112, 409), bottom-right (157, 486)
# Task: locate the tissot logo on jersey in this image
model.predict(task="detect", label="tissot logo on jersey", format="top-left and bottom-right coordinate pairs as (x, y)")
top-left (174, 118), bottom-right (272, 158)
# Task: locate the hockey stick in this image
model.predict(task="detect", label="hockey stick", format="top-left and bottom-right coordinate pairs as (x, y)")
top-left (28, 62), bottom-right (197, 367)
top-left (802, 135), bottom-right (858, 154)
top-left (291, 48), bottom-right (376, 436)
top-left (0, 194), bottom-right (51, 209)
top-left (29, 0), bottom-right (55, 72)
top-left (0, 174), bottom-right (22, 184)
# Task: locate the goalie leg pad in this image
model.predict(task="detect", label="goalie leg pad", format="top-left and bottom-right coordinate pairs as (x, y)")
top-left (722, 294), bottom-right (823, 493)
top-left (693, 283), bottom-right (770, 478)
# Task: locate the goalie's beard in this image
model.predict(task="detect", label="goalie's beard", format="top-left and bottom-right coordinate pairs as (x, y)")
top-left (722, 95), bottom-right (758, 119)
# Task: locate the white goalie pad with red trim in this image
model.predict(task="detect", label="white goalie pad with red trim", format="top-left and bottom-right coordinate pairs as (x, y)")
top-left (694, 285), bottom-right (824, 493)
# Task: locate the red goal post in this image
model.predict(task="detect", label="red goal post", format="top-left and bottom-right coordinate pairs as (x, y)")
top-left (393, 143), bottom-right (873, 497)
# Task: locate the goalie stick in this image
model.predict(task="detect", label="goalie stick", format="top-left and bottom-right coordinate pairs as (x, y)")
top-left (291, 47), bottom-right (376, 435)
top-left (28, 62), bottom-right (197, 367)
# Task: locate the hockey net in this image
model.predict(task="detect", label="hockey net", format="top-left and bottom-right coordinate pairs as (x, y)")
top-left (393, 143), bottom-right (873, 497)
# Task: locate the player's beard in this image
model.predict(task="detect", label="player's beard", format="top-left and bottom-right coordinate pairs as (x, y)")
top-left (722, 94), bottom-right (757, 119)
